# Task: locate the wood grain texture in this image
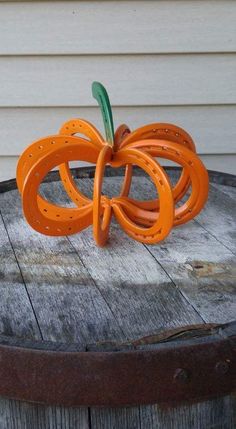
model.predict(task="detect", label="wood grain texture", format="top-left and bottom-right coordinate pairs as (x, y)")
top-left (0, 186), bottom-right (125, 345)
top-left (196, 186), bottom-right (236, 256)
top-left (0, 54), bottom-right (235, 107)
top-left (0, 1), bottom-right (235, 55)
top-left (0, 173), bottom-right (235, 428)
top-left (124, 175), bottom-right (236, 323)
top-left (0, 198), bottom-right (89, 426)
top-left (0, 212), bottom-right (40, 339)
top-left (68, 178), bottom-right (203, 338)
top-left (90, 407), bottom-right (141, 429)
top-left (139, 396), bottom-right (235, 429)
top-left (41, 178), bottom-right (209, 429)
top-left (0, 399), bottom-right (89, 429)
top-left (0, 182), bottom-right (120, 428)
top-left (213, 183), bottom-right (236, 200)
top-left (0, 105), bottom-right (236, 156)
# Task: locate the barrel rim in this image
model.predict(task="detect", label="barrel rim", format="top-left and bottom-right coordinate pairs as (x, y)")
top-left (0, 167), bottom-right (236, 194)
top-left (0, 321), bottom-right (235, 407)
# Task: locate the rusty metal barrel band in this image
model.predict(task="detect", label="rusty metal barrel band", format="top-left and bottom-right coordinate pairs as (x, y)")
top-left (0, 322), bottom-right (235, 407)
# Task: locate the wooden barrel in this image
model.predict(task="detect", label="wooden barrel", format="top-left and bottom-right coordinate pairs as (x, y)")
top-left (0, 167), bottom-right (235, 429)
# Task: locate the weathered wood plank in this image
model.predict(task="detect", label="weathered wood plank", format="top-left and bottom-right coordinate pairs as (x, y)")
top-left (90, 407), bottom-right (141, 429)
top-left (0, 212), bottom-right (40, 339)
top-left (69, 178), bottom-right (203, 337)
top-left (195, 185), bottom-right (236, 255)
top-left (0, 1), bottom-right (235, 55)
top-left (213, 183), bottom-right (236, 200)
top-left (0, 186), bottom-right (124, 344)
top-left (0, 54), bottom-right (235, 107)
top-left (139, 396), bottom-right (235, 429)
top-left (0, 399), bottom-right (89, 429)
top-left (0, 182), bottom-right (124, 428)
top-left (126, 175), bottom-right (236, 323)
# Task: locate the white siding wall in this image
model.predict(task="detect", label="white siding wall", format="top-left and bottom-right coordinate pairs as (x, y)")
top-left (0, 0), bottom-right (235, 181)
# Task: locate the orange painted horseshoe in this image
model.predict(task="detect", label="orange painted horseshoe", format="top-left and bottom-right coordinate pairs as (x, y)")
top-left (114, 124), bottom-right (133, 197)
top-left (17, 129), bottom-right (208, 246)
top-left (59, 119), bottom-right (104, 207)
top-left (120, 123), bottom-right (196, 208)
top-left (93, 144), bottom-right (113, 246)
top-left (19, 136), bottom-right (100, 236)
top-left (111, 148), bottom-right (174, 244)
top-left (59, 120), bottom-right (133, 205)
top-left (115, 140), bottom-right (208, 227)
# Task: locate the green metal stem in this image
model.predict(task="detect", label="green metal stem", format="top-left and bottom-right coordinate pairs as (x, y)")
top-left (92, 81), bottom-right (114, 145)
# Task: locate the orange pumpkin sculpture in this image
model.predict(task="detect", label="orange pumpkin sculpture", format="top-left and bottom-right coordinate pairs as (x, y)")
top-left (17, 82), bottom-right (209, 247)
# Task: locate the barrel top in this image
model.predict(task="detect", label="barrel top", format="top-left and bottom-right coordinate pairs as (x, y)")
top-left (0, 167), bottom-right (235, 348)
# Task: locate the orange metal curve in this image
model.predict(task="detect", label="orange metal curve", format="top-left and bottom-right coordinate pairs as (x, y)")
top-left (16, 119), bottom-right (209, 247)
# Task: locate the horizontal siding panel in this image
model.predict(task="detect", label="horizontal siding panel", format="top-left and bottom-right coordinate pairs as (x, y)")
top-left (0, 54), bottom-right (235, 107)
top-left (0, 154), bottom-right (235, 182)
top-left (0, 105), bottom-right (235, 156)
top-left (198, 154), bottom-right (236, 175)
top-left (0, 1), bottom-right (235, 55)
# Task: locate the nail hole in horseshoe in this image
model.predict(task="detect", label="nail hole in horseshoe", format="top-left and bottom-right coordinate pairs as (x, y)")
top-left (194, 264), bottom-right (204, 269)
